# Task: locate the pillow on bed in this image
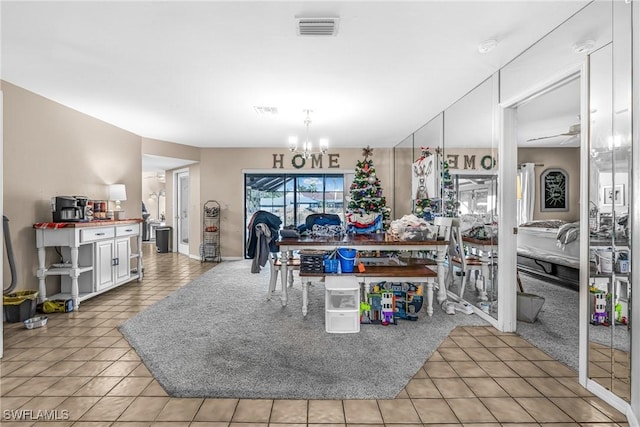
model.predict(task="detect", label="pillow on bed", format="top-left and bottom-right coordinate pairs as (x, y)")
top-left (519, 220), bottom-right (568, 229)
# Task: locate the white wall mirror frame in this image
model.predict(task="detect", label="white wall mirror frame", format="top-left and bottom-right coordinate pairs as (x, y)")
top-left (630, 0), bottom-right (640, 418)
top-left (498, 65), bottom-right (588, 336)
top-left (500, 61), bottom-right (635, 420)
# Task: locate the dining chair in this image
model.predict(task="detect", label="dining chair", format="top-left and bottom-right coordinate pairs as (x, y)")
top-left (266, 252), bottom-right (301, 300)
top-left (448, 219), bottom-right (483, 299)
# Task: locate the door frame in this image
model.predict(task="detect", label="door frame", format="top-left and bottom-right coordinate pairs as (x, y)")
top-left (173, 168), bottom-right (190, 255)
top-left (499, 61), bottom-right (601, 391)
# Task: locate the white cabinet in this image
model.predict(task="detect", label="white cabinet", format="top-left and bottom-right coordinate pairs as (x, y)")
top-left (324, 276), bottom-right (360, 334)
top-left (35, 220), bottom-right (143, 309)
top-left (95, 240), bottom-right (115, 291)
top-left (94, 238), bottom-right (131, 291)
top-left (115, 238), bottom-right (131, 284)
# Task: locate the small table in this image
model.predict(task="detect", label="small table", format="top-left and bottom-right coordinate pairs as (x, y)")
top-left (277, 233), bottom-right (449, 316)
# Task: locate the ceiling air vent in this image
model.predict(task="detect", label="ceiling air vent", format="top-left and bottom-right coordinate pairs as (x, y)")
top-left (253, 106), bottom-right (279, 116)
top-left (297, 17), bottom-right (339, 36)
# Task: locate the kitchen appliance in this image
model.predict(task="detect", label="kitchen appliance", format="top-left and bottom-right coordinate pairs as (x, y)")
top-left (51, 196), bottom-right (87, 222)
top-left (74, 196), bottom-right (89, 221)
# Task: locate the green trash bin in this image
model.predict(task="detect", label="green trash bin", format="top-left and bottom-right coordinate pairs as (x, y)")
top-left (3, 290), bottom-right (39, 323)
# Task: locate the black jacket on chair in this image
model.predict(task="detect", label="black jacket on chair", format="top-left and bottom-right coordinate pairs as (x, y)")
top-left (246, 211), bottom-right (282, 259)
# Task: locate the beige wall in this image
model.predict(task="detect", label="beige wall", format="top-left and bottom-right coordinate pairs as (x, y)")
top-left (2, 81), bottom-right (142, 294)
top-left (198, 148), bottom-right (392, 258)
top-left (518, 147), bottom-right (580, 222)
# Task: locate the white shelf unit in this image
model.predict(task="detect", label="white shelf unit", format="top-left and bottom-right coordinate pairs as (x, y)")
top-left (325, 275), bottom-right (360, 333)
top-left (35, 221), bottom-right (143, 309)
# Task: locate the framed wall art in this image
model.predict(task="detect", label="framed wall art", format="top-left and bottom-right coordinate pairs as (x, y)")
top-left (540, 168), bottom-right (568, 212)
top-left (602, 184), bottom-right (625, 206)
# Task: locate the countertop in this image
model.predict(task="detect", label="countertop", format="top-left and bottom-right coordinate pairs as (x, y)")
top-left (33, 219), bottom-right (144, 229)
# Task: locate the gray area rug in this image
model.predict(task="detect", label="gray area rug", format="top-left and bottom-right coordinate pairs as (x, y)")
top-left (119, 259), bottom-right (488, 399)
top-left (515, 272), bottom-right (630, 373)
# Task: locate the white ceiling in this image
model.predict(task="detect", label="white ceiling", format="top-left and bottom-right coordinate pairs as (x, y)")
top-left (517, 77), bottom-right (581, 147)
top-left (2, 1), bottom-right (589, 150)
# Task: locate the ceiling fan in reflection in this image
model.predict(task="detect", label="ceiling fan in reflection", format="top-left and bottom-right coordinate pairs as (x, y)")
top-left (526, 123), bottom-right (580, 145)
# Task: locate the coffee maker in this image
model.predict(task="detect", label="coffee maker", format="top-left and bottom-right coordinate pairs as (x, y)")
top-left (52, 196), bottom-right (88, 222)
top-left (74, 196), bottom-right (89, 221)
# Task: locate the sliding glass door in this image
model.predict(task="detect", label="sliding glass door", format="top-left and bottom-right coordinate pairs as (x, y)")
top-left (245, 173), bottom-right (344, 254)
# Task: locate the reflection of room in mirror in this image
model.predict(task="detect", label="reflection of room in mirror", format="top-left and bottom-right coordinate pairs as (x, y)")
top-left (602, 184), bottom-right (624, 206)
top-left (589, 341), bottom-right (630, 401)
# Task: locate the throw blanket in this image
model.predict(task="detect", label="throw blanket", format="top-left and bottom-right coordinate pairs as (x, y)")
top-left (557, 221), bottom-right (579, 250)
top-left (520, 219), bottom-right (567, 229)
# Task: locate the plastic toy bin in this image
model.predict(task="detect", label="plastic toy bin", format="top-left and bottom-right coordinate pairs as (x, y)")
top-left (325, 276), bottom-right (360, 333)
top-left (3, 290), bottom-right (39, 323)
top-left (326, 311), bottom-right (360, 333)
top-left (326, 290), bottom-right (358, 310)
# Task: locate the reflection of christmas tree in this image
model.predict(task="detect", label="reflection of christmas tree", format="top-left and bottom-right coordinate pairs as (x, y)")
top-left (347, 146), bottom-right (391, 232)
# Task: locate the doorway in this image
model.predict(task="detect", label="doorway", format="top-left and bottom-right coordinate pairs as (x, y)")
top-left (513, 76), bottom-right (583, 373)
top-left (175, 169), bottom-right (190, 255)
top-left (499, 66), bottom-right (588, 378)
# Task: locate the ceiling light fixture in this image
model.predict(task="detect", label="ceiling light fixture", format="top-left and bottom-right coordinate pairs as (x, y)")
top-left (288, 109), bottom-right (328, 159)
top-left (477, 39), bottom-right (498, 54)
top-left (572, 39), bottom-right (595, 54)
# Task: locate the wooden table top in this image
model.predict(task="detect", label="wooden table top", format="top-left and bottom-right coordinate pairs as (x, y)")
top-left (34, 219), bottom-right (144, 229)
top-left (299, 264), bottom-right (437, 277)
top-left (279, 233), bottom-right (447, 247)
top-left (462, 236), bottom-right (498, 245)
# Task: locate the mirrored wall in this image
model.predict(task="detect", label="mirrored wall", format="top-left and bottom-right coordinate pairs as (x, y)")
top-left (443, 75), bottom-right (499, 319)
top-left (392, 114), bottom-right (443, 219)
top-left (586, 0), bottom-right (632, 402)
top-left (392, 0), bottom-right (633, 409)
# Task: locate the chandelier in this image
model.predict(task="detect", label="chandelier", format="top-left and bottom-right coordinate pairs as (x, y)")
top-left (288, 109), bottom-right (328, 159)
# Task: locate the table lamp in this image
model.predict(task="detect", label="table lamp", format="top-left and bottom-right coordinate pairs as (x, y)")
top-left (109, 184), bottom-right (127, 219)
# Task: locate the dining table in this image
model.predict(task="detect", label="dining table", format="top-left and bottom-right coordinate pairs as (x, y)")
top-left (276, 232), bottom-right (450, 317)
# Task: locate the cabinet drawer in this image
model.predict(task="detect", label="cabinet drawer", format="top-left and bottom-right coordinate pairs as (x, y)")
top-left (326, 289), bottom-right (359, 310)
top-left (116, 224), bottom-right (139, 237)
top-left (325, 310), bottom-right (360, 333)
top-left (80, 227), bottom-right (115, 243)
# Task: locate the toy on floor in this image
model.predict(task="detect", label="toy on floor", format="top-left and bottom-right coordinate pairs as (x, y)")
top-left (360, 281), bottom-right (424, 325)
top-left (381, 292), bottom-right (395, 325)
top-left (590, 290), bottom-right (610, 326)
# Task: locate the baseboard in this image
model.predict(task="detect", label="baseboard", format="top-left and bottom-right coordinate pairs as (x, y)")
top-left (221, 256), bottom-right (243, 261)
top-left (586, 378), bottom-right (633, 423)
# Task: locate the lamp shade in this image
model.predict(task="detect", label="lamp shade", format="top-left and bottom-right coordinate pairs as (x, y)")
top-left (109, 184), bottom-right (127, 202)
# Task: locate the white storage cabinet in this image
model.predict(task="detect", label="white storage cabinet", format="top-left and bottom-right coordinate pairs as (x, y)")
top-left (325, 275), bottom-right (360, 333)
top-left (36, 220), bottom-right (143, 309)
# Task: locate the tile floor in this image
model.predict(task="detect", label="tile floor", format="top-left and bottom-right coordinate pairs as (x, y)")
top-left (1, 244), bottom-right (629, 426)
